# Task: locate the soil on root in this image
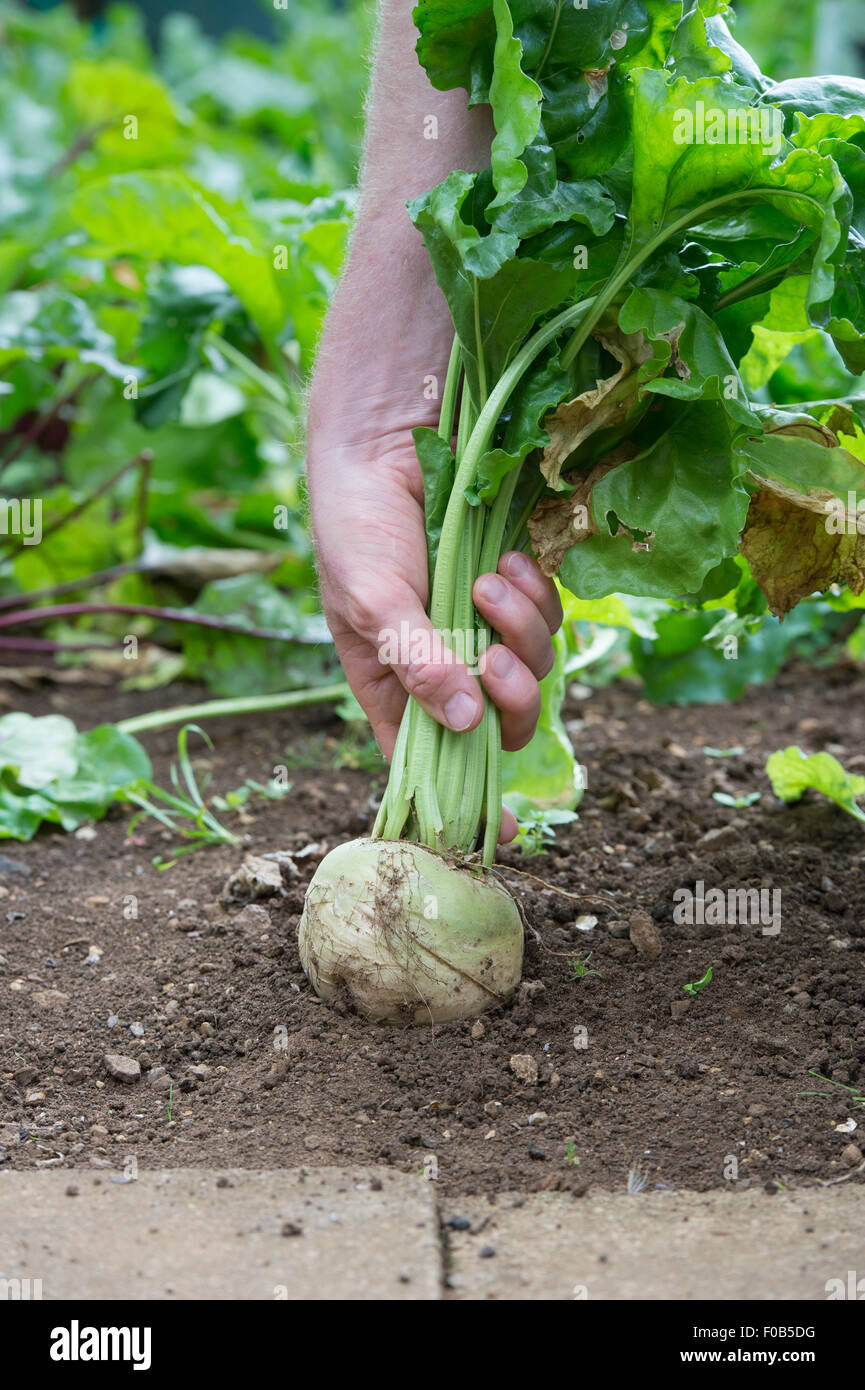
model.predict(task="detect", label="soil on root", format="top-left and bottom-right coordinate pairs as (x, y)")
top-left (1, 666), bottom-right (864, 1197)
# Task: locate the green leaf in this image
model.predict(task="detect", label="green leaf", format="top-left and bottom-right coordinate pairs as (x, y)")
top-left (502, 626), bottom-right (583, 817)
top-left (413, 426), bottom-right (456, 579)
top-left (71, 172), bottom-right (286, 343)
top-left (736, 275), bottom-right (821, 390)
top-left (413, 0), bottom-right (495, 103)
top-left (487, 0), bottom-right (542, 209)
top-left (66, 58), bottom-right (186, 167)
top-left (767, 746), bottom-right (865, 823)
top-left (488, 142), bottom-right (616, 240)
top-left (182, 574), bottom-right (334, 697)
top-left (667, 1), bottom-right (766, 87)
top-left (738, 427), bottom-right (865, 504)
top-left (631, 604), bottom-right (826, 705)
top-left (618, 286), bottom-right (759, 427)
top-left (560, 589), bottom-right (665, 640)
top-left (0, 288), bottom-right (130, 378)
top-left (135, 264), bottom-right (240, 428)
top-left (626, 71), bottom-right (851, 328)
top-left (0, 715), bottom-right (151, 840)
top-left (559, 403), bottom-right (751, 599)
top-left (760, 75), bottom-right (865, 129)
top-left (714, 790), bottom-right (761, 807)
top-left (0, 713), bottom-right (79, 790)
top-left (409, 170), bottom-right (575, 402)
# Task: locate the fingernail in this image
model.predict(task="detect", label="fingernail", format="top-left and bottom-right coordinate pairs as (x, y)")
top-left (490, 647), bottom-right (516, 680)
top-left (504, 552), bottom-right (531, 578)
top-left (478, 574), bottom-right (507, 604)
top-left (444, 691), bottom-right (479, 731)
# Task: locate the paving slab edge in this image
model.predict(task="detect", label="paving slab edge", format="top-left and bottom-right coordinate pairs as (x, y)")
top-left (1, 1169), bottom-right (863, 1301)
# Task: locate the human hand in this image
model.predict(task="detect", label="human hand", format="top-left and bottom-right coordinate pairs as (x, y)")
top-left (307, 429), bottom-right (562, 839)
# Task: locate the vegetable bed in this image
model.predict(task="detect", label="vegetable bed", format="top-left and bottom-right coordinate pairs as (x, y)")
top-left (1, 667), bottom-right (863, 1195)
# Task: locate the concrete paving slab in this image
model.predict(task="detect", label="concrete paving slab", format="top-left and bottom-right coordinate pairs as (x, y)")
top-left (0, 1168), bottom-right (441, 1300)
top-left (442, 1188), bottom-right (865, 1300)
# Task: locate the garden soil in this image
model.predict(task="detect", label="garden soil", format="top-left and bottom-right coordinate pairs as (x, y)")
top-left (1, 660), bottom-right (864, 1197)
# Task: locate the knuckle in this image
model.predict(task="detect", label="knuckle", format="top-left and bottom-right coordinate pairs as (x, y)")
top-left (403, 659), bottom-right (447, 702)
top-left (343, 584), bottom-right (385, 643)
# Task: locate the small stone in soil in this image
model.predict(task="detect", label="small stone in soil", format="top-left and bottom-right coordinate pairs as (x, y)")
top-left (698, 824), bottom-right (742, 850)
top-left (103, 1054), bottom-right (141, 1084)
top-left (528, 1146), bottom-right (546, 1160)
top-left (517, 979), bottom-right (546, 1001)
top-left (31, 990), bottom-right (69, 1008)
top-left (222, 855), bottom-right (283, 902)
top-left (479, 1246), bottom-right (496, 1258)
top-left (629, 911), bottom-right (662, 957)
top-left (509, 1054), bottom-right (539, 1084)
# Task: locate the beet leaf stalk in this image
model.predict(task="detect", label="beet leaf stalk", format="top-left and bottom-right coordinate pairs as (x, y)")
top-left (372, 299), bottom-right (591, 865)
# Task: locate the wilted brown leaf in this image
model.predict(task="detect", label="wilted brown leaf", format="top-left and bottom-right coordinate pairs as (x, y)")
top-left (740, 484), bottom-right (865, 616)
top-left (741, 415), bottom-right (865, 614)
top-left (528, 447), bottom-right (634, 577)
top-left (541, 330), bottom-right (654, 488)
top-left (540, 321), bottom-right (686, 489)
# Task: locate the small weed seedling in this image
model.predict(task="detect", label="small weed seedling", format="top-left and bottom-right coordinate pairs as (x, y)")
top-left (712, 791), bottom-right (761, 808)
top-left (801, 1072), bottom-right (865, 1110)
top-left (682, 966), bottom-right (713, 997)
top-left (211, 778), bottom-right (292, 811)
top-left (569, 953), bottom-right (602, 982)
top-left (517, 808), bottom-right (579, 858)
top-left (564, 1143), bottom-right (580, 1168)
top-left (167, 1083), bottom-right (174, 1124)
top-left (126, 724), bottom-right (238, 866)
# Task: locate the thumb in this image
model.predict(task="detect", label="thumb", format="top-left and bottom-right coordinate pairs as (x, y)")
top-left (374, 589), bottom-right (485, 734)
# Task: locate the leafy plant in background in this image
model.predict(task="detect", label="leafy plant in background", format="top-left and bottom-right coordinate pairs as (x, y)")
top-left (0, 0), bottom-right (371, 692)
top-left (0, 710), bottom-right (150, 838)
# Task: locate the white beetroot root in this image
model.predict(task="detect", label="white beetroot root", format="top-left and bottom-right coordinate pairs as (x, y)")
top-left (298, 837), bottom-right (523, 1024)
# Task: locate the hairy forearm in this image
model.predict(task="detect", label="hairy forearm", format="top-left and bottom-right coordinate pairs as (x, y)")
top-left (307, 0), bottom-right (491, 451)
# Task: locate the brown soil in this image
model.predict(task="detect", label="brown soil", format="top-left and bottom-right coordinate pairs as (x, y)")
top-left (1, 663), bottom-right (864, 1197)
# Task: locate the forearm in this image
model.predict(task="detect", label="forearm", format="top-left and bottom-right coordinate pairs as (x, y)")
top-left (307, 0), bottom-right (491, 457)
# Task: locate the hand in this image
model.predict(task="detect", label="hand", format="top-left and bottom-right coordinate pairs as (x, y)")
top-left (307, 429), bottom-right (563, 840)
